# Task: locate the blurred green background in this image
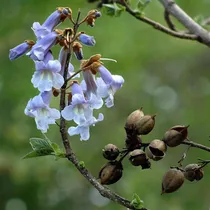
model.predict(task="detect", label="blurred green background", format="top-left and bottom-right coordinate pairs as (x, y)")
top-left (1, 0), bottom-right (210, 209)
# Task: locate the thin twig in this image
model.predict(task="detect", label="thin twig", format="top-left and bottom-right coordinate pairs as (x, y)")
top-left (181, 140), bottom-right (210, 152)
top-left (59, 10), bottom-right (144, 210)
top-left (158, 0), bottom-right (210, 46)
top-left (164, 10), bottom-right (176, 31)
top-left (119, 0), bottom-right (199, 42)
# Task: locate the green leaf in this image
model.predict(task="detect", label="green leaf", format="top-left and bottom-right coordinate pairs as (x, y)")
top-left (136, 0), bottom-right (151, 12)
top-left (51, 142), bottom-right (65, 157)
top-left (79, 161), bottom-right (85, 168)
top-left (102, 3), bottom-right (125, 17)
top-left (29, 138), bottom-right (53, 151)
top-left (22, 149), bottom-right (54, 159)
top-left (131, 193), bottom-right (144, 209)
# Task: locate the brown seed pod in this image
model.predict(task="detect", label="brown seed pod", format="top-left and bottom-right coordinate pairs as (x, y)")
top-left (102, 144), bottom-right (119, 160)
top-left (163, 125), bottom-right (189, 147)
top-left (146, 139), bottom-right (167, 161)
top-left (184, 164), bottom-right (204, 182)
top-left (99, 161), bottom-right (123, 185)
top-left (161, 168), bottom-right (185, 194)
top-left (125, 108), bottom-right (144, 129)
top-left (129, 149), bottom-right (148, 166)
top-left (125, 134), bottom-right (142, 151)
top-left (135, 115), bottom-right (156, 135)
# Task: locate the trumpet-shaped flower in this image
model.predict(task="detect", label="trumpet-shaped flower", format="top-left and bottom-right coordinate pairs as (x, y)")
top-left (68, 113), bottom-right (104, 140)
top-left (61, 82), bottom-right (102, 124)
top-left (32, 8), bottom-right (71, 39)
top-left (58, 47), bottom-right (80, 79)
top-left (9, 41), bottom-right (34, 60)
top-left (31, 51), bottom-right (64, 92)
top-left (96, 65), bottom-right (124, 107)
top-left (27, 31), bottom-right (58, 61)
top-left (24, 91), bottom-right (60, 133)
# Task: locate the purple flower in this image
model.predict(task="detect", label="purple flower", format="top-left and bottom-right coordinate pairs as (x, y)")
top-left (68, 113), bottom-right (104, 140)
top-left (24, 91), bottom-right (60, 133)
top-left (27, 31), bottom-right (58, 61)
top-left (82, 70), bottom-right (98, 96)
top-left (58, 47), bottom-right (80, 79)
top-left (31, 51), bottom-right (64, 92)
top-left (9, 41), bottom-right (34, 61)
top-left (32, 8), bottom-right (71, 39)
top-left (61, 82), bottom-right (102, 124)
top-left (79, 34), bottom-right (96, 46)
top-left (96, 65), bottom-right (124, 107)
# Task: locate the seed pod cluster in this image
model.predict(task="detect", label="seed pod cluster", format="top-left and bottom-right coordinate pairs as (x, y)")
top-left (99, 107), bottom-right (205, 193)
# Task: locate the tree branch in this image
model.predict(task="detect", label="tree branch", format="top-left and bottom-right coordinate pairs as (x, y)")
top-left (158, 0), bottom-right (210, 46)
top-left (58, 11), bottom-right (144, 210)
top-left (119, 0), bottom-right (199, 42)
top-left (182, 140), bottom-right (210, 152)
top-left (164, 10), bottom-right (177, 31)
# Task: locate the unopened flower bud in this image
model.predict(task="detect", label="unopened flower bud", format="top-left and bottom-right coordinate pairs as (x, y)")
top-left (146, 139), bottom-right (167, 161)
top-left (163, 125), bottom-right (189, 147)
top-left (184, 164), bottom-right (204, 182)
top-left (99, 161), bottom-right (123, 185)
top-left (129, 149), bottom-right (149, 167)
top-left (102, 144), bottom-right (119, 160)
top-left (79, 33), bottom-right (96, 46)
top-left (73, 42), bottom-right (83, 60)
top-left (52, 88), bottom-right (60, 97)
top-left (161, 168), bottom-right (184, 194)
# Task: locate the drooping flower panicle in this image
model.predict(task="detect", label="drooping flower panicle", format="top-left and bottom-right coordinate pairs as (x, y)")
top-left (9, 7), bottom-right (124, 140)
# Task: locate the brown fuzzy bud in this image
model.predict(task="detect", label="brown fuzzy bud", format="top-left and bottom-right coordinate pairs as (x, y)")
top-left (163, 125), bottom-right (189, 147)
top-left (52, 88), bottom-right (60, 97)
top-left (184, 164), bottom-right (204, 182)
top-left (102, 144), bottom-right (119, 160)
top-left (99, 161), bottom-right (123, 185)
top-left (129, 149), bottom-right (148, 166)
top-left (161, 168), bottom-right (184, 194)
top-left (146, 139), bottom-right (167, 161)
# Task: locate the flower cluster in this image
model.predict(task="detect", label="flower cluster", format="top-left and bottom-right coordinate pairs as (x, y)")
top-left (9, 7), bottom-right (124, 140)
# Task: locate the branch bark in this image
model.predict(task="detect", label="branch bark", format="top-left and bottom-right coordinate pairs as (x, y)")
top-left (182, 140), bottom-right (210, 152)
top-left (158, 0), bottom-right (210, 46)
top-left (58, 14), bottom-right (143, 210)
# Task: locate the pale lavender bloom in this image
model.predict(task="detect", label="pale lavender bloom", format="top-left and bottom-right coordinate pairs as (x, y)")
top-left (68, 113), bottom-right (104, 140)
top-left (32, 22), bottom-right (51, 40)
top-left (24, 91), bottom-right (60, 133)
top-left (31, 51), bottom-right (64, 92)
top-left (96, 65), bottom-right (124, 108)
top-left (61, 82), bottom-right (101, 124)
top-left (27, 31), bottom-right (58, 61)
top-left (79, 34), bottom-right (96, 46)
top-left (32, 8), bottom-right (71, 39)
top-left (82, 70), bottom-right (97, 97)
top-left (9, 42), bottom-right (32, 60)
top-left (58, 47), bottom-right (80, 79)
